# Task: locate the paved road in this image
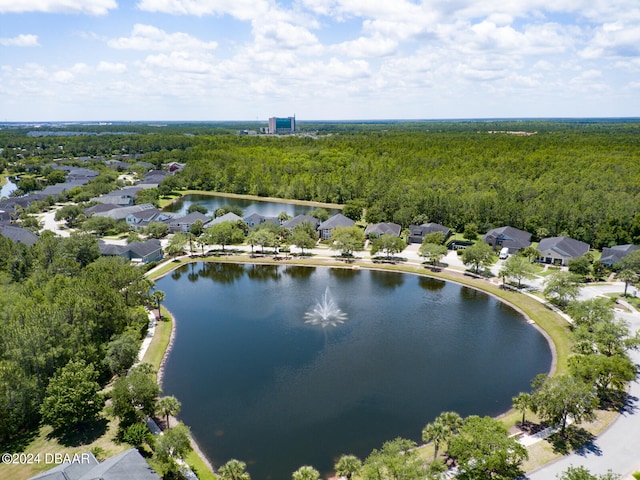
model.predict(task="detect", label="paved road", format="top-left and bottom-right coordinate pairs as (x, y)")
top-left (526, 289), bottom-right (640, 479)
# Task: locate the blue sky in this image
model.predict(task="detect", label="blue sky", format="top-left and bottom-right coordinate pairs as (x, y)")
top-left (1, 0), bottom-right (639, 121)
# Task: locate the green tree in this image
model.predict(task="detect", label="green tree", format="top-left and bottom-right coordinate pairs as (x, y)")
top-left (557, 465), bottom-right (620, 480)
top-left (461, 241), bottom-right (493, 273)
top-left (292, 465), bottom-right (321, 480)
top-left (55, 204), bottom-right (84, 227)
top-left (500, 255), bottom-right (537, 288)
top-left (567, 298), bottom-right (614, 329)
top-left (568, 255), bottom-right (592, 279)
top-left (331, 225), bottom-right (365, 256)
top-left (419, 242), bottom-right (448, 265)
top-left (165, 232), bottom-right (187, 257)
top-left (246, 229), bottom-right (277, 254)
top-left (187, 203), bottom-right (208, 214)
top-left (370, 234), bottom-right (406, 259)
top-left (421, 231), bottom-right (447, 245)
top-left (104, 332), bottom-right (140, 376)
top-left (334, 455), bottom-right (362, 480)
top-left (214, 205), bottom-right (243, 218)
top-left (568, 354), bottom-right (636, 398)
top-left (543, 272), bottom-right (581, 307)
top-left (219, 459), bottom-right (251, 480)
top-left (309, 208), bottom-right (329, 222)
top-left (204, 222), bottom-right (245, 252)
top-left (155, 422), bottom-right (193, 469)
top-left (531, 375), bottom-right (598, 436)
top-left (512, 392), bottom-right (532, 425)
top-left (151, 290), bottom-right (165, 321)
top-left (40, 359), bottom-right (104, 431)
top-left (156, 395), bottom-right (181, 428)
top-left (122, 422), bottom-right (151, 447)
top-left (361, 437), bottom-right (423, 480)
top-left (291, 222), bottom-right (318, 255)
top-left (616, 269), bottom-right (636, 297)
top-left (343, 200), bottom-right (365, 221)
top-left (422, 418), bottom-right (450, 460)
top-left (111, 363), bottom-right (160, 425)
top-left (146, 221), bottom-right (169, 239)
top-left (620, 249), bottom-right (640, 273)
top-left (463, 223), bottom-right (479, 240)
top-left (447, 415), bottom-right (528, 480)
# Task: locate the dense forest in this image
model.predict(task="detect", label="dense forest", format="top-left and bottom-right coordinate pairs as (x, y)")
top-left (3, 120), bottom-right (640, 248)
top-left (169, 125), bottom-right (640, 248)
top-left (0, 233), bottom-right (151, 442)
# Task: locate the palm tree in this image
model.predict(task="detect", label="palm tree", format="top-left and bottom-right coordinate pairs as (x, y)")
top-left (334, 455), bottom-right (362, 480)
top-left (512, 392), bottom-right (532, 425)
top-left (616, 269), bottom-right (636, 297)
top-left (422, 419), bottom-right (449, 460)
top-left (219, 459), bottom-right (251, 480)
top-left (156, 395), bottom-right (181, 428)
top-left (151, 290), bottom-right (165, 321)
top-left (292, 466), bottom-right (320, 480)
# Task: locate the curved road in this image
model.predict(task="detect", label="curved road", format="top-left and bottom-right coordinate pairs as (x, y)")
top-left (526, 289), bottom-right (640, 479)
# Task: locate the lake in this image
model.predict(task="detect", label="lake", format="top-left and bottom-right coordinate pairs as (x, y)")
top-left (163, 193), bottom-right (341, 218)
top-left (157, 263), bottom-right (551, 480)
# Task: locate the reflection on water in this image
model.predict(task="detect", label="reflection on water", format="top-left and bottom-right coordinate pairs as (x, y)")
top-left (158, 263), bottom-right (551, 480)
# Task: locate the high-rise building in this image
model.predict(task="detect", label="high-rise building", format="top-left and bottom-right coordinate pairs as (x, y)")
top-left (268, 116), bottom-right (296, 134)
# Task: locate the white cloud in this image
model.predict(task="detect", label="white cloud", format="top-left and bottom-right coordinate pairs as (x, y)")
top-left (0, 34), bottom-right (40, 47)
top-left (136, 0), bottom-right (269, 21)
top-left (97, 61), bottom-right (127, 73)
top-left (144, 51), bottom-right (214, 74)
top-left (0, 0), bottom-right (116, 15)
top-left (108, 24), bottom-right (218, 52)
top-left (581, 22), bottom-right (640, 59)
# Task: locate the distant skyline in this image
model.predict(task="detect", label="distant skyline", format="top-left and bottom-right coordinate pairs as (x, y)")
top-left (1, 1), bottom-right (639, 122)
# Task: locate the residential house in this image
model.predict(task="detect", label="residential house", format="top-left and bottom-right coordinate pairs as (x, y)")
top-left (28, 448), bottom-right (160, 480)
top-left (317, 213), bottom-right (354, 240)
top-left (600, 244), bottom-right (640, 267)
top-left (0, 224), bottom-right (38, 246)
top-left (84, 203), bottom-right (120, 216)
top-left (537, 236), bottom-right (590, 265)
top-left (244, 213), bottom-right (279, 228)
top-left (282, 214), bottom-right (320, 230)
top-left (364, 222), bottom-right (402, 238)
top-left (125, 208), bottom-right (173, 231)
top-left (168, 211), bottom-right (213, 233)
top-left (98, 239), bottom-right (163, 264)
top-left (206, 212), bottom-right (243, 227)
top-left (93, 195), bottom-right (133, 207)
top-left (94, 203), bottom-right (156, 221)
top-left (482, 226), bottom-right (532, 253)
top-left (408, 223), bottom-right (451, 244)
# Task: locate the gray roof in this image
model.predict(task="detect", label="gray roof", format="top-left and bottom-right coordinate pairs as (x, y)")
top-left (93, 195), bottom-right (132, 206)
top-left (99, 239), bottom-right (162, 261)
top-left (318, 213), bottom-right (354, 231)
top-left (94, 204), bottom-right (156, 220)
top-left (600, 244), bottom-right (640, 266)
top-left (40, 180), bottom-right (88, 196)
top-left (0, 224), bottom-right (38, 246)
top-left (169, 211), bottom-right (212, 227)
top-left (364, 222), bottom-right (402, 237)
top-left (208, 212), bottom-right (243, 225)
top-left (482, 226), bottom-right (532, 251)
top-left (408, 223), bottom-right (451, 237)
top-left (538, 236), bottom-right (589, 260)
top-left (84, 203), bottom-right (120, 215)
top-left (282, 214), bottom-right (320, 229)
top-left (28, 448), bottom-right (160, 480)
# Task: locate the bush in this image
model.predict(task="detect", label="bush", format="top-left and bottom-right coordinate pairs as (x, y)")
top-left (122, 422), bottom-right (151, 447)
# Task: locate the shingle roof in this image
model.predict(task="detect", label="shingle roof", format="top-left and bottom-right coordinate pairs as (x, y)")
top-left (482, 226), bottom-right (531, 250)
top-left (600, 244), bottom-right (640, 266)
top-left (207, 212), bottom-right (243, 225)
top-left (0, 224), bottom-right (38, 246)
top-left (538, 236), bottom-right (589, 259)
top-left (169, 211), bottom-right (211, 226)
top-left (364, 222), bottom-right (402, 237)
top-left (282, 214), bottom-right (320, 229)
top-left (318, 213), bottom-right (354, 230)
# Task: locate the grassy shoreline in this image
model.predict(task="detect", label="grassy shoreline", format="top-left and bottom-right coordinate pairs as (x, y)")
top-left (159, 189), bottom-right (345, 210)
top-left (145, 252), bottom-right (581, 474)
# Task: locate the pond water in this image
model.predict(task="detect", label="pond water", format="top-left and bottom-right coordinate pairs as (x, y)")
top-left (158, 263), bottom-right (551, 480)
top-left (0, 177), bottom-right (18, 198)
top-left (163, 193), bottom-right (341, 217)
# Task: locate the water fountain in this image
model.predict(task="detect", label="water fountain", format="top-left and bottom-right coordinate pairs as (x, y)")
top-left (304, 287), bottom-right (348, 327)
